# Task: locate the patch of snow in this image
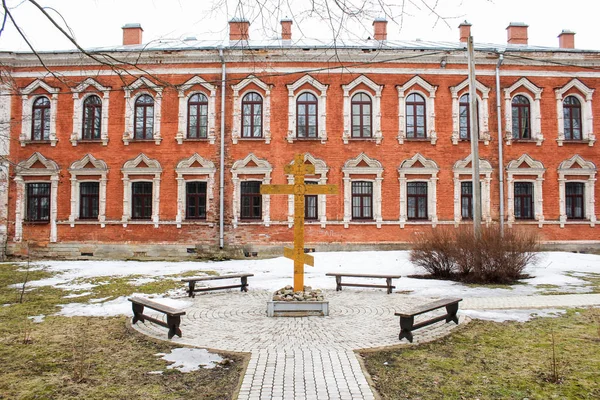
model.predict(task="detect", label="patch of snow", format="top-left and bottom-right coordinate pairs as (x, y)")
top-left (157, 348), bottom-right (224, 372)
top-left (56, 295), bottom-right (193, 317)
top-left (147, 371), bottom-right (164, 375)
top-left (461, 308), bottom-right (566, 323)
top-left (28, 314), bottom-right (45, 323)
top-left (129, 277), bottom-right (156, 286)
top-left (63, 292), bottom-right (92, 299)
top-left (89, 296), bottom-right (112, 303)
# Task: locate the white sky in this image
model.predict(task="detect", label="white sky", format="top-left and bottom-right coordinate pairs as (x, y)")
top-left (0, 0), bottom-right (598, 52)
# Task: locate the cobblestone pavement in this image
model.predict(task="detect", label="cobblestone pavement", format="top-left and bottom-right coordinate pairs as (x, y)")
top-left (132, 290), bottom-right (600, 400)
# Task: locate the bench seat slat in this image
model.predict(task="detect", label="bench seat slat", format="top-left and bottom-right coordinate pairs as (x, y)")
top-left (128, 297), bottom-right (186, 316)
top-left (395, 298), bottom-right (462, 318)
top-left (325, 273), bottom-right (401, 279)
top-left (192, 284), bottom-right (246, 292)
top-left (340, 283), bottom-right (396, 289)
top-left (181, 273), bottom-right (254, 283)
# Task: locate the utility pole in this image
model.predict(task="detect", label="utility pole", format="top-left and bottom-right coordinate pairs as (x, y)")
top-left (468, 36), bottom-right (482, 239)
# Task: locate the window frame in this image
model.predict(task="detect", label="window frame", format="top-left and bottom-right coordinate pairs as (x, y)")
top-left (511, 95), bottom-right (531, 140)
top-left (134, 94), bottom-right (155, 140)
top-left (31, 96), bottom-right (51, 141)
top-left (240, 181), bottom-right (262, 220)
top-left (187, 92), bottom-right (209, 139)
top-left (514, 182), bottom-right (534, 220)
top-left (565, 182), bottom-right (585, 220)
top-left (185, 181), bottom-right (207, 220)
top-left (26, 182), bottom-right (51, 223)
top-left (78, 181), bottom-right (100, 220)
top-left (351, 181), bottom-right (373, 220)
top-left (131, 181), bottom-right (153, 220)
top-left (405, 92), bottom-right (427, 139)
top-left (296, 92), bottom-right (318, 139)
top-left (563, 96), bottom-right (582, 141)
top-left (82, 95), bottom-right (102, 140)
top-left (304, 181), bottom-right (318, 220)
top-left (350, 92), bottom-right (373, 139)
top-left (459, 93), bottom-right (479, 140)
top-left (241, 92), bottom-right (263, 139)
top-left (407, 181), bottom-right (428, 220)
top-left (460, 181), bottom-right (473, 220)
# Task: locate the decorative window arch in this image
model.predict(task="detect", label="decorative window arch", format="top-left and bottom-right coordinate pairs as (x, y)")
top-left (20, 80), bottom-right (59, 146)
top-left (555, 79), bottom-right (595, 146)
top-left (71, 78), bottom-right (111, 146)
top-left (231, 76), bottom-right (272, 144)
top-left (286, 75), bottom-right (328, 143)
top-left (342, 153), bottom-right (383, 228)
top-left (450, 79), bottom-right (490, 145)
top-left (285, 153), bottom-right (330, 228)
top-left (14, 152), bottom-right (60, 242)
top-left (452, 155), bottom-right (493, 225)
top-left (504, 78), bottom-right (543, 145)
top-left (68, 154), bottom-right (108, 227)
top-left (397, 75), bottom-right (437, 144)
top-left (557, 155), bottom-right (596, 227)
top-left (342, 76), bottom-right (383, 144)
top-left (121, 154), bottom-right (162, 227)
top-left (506, 154), bottom-right (545, 226)
top-left (175, 153), bottom-right (216, 228)
top-left (231, 153), bottom-right (272, 227)
top-left (176, 76), bottom-right (217, 144)
top-left (123, 77), bottom-right (163, 145)
top-left (398, 153), bottom-right (439, 227)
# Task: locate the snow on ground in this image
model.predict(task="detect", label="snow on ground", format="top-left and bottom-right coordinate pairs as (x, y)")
top-left (460, 308), bottom-right (566, 323)
top-left (155, 348), bottom-right (225, 372)
top-left (56, 295), bottom-right (193, 317)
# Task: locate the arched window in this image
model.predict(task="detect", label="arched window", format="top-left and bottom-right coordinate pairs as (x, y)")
top-left (134, 95), bottom-right (154, 140)
top-left (296, 92), bottom-right (318, 138)
top-left (563, 96), bottom-right (582, 140)
top-left (187, 93), bottom-right (208, 139)
top-left (82, 95), bottom-right (102, 140)
top-left (351, 93), bottom-right (372, 138)
top-left (511, 95), bottom-right (530, 139)
top-left (31, 96), bottom-right (51, 141)
top-left (406, 93), bottom-right (426, 139)
top-left (242, 92), bottom-right (263, 138)
top-left (459, 94), bottom-right (479, 140)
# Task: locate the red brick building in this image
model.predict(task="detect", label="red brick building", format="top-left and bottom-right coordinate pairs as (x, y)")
top-left (0, 20), bottom-right (598, 259)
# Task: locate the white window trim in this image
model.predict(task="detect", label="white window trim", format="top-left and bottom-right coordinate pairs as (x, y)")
top-left (285, 153), bottom-right (329, 228)
top-left (71, 78), bottom-right (111, 146)
top-left (231, 76), bottom-right (272, 144)
top-left (557, 155), bottom-right (597, 227)
top-left (14, 152), bottom-right (60, 242)
top-left (123, 77), bottom-right (163, 145)
top-left (1, 83), bottom-right (12, 156)
top-left (506, 154), bottom-right (545, 227)
top-left (398, 153), bottom-right (439, 227)
top-left (555, 79), bottom-right (595, 146)
top-left (176, 76), bottom-right (217, 145)
top-left (397, 75), bottom-right (437, 145)
top-left (231, 153), bottom-right (272, 228)
top-left (342, 75), bottom-right (383, 144)
top-left (286, 75), bottom-right (328, 143)
top-left (504, 78), bottom-right (543, 146)
top-left (20, 80), bottom-right (59, 146)
top-left (68, 154), bottom-right (108, 227)
top-left (121, 153), bottom-right (162, 227)
top-left (0, 162), bottom-right (10, 249)
top-left (452, 155), bottom-right (493, 225)
top-left (450, 79), bottom-right (490, 145)
top-left (342, 153), bottom-right (383, 228)
top-left (175, 153), bottom-right (216, 228)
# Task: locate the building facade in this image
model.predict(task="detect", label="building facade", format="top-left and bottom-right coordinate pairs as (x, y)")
top-left (0, 20), bottom-right (598, 259)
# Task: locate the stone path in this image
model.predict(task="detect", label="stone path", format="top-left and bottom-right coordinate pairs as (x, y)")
top-left (132, 290), bottom-right (600, 400)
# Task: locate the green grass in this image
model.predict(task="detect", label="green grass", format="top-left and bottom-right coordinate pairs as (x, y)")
top-left (362, 309), bottom-right (600, 400)
top-left (0, 263), bottom-right (245, 400)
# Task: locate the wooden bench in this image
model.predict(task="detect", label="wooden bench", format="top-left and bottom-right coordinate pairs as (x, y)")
top-left (181, 273), bottom-right (254, 298)
top-left (395, 297), bottom-right (462, 343)
top-left (325, 273), bottom-right (401, 294)
top-left (128, 297), bottom-right (186, 339)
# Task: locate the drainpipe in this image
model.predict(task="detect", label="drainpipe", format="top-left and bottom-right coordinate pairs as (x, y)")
top-left (219, 47), bottom-right (226, 248)
top-left (495, 52), bottom-right (505, 235)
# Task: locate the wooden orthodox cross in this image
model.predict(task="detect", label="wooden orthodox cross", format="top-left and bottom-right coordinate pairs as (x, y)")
top-left (260, 154), bottom-right (338, 291)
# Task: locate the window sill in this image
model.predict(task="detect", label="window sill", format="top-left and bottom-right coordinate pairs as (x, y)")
top-left (20, 139), bottom-right (57, 147)
top-left (24, 221), bottom-right (50, 225)
top-left (404, 138), bottom-right (431, 142)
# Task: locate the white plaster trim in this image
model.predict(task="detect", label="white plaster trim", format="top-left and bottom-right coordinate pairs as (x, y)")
top-left (342, 153), bottom-right (383, 228)
top-left (230, 153), bottom-right (272, 227)
top-left (231, 75), bottom-right (272, 144)
top-left (452, 155), bottom-right (493, 225)
top-left (504, 78), bottom-right (544, 145)
top-left (286, 75), bottom-right (328, 143)
top-left (285, 153), bottom-right (329, 228)
top-left (123, 77), bottom-right (163, 145)
top-left (450, 79), bottom-right (490, 145)
top-left (397, 75), bottom-right (437, 144)
top-left (398, 153), bottom-right (439, 227)
top-left (20, 80), bottom-right (59, 146)
top-left (506, 154), bottom-right (545, 226)
top-left (555, 79), bottom-right (595, 146)
top-left (0, 85), bottom-right (12, 156)
top-left (0, 162), bottom-right (9, 252)
top-left (68, 154), bottom-right (108, 227)
top-left (557, 155), bottom-right (597, 227)
top-left (176, 76), bottom-right (217, 144)
top-left (175, 153), bottom-right (216, 228)
top-left (342, 75), bottom-right (383, 144)
top-left (71, 78), bottom-right (111, 146)
top-left (121, 154), bottom-right (162, 227)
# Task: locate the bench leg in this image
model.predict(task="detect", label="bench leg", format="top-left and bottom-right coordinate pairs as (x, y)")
top-left (335, 276), bottom-right (342, 291)
top-left (386, 277), bottom-right (393, 294)
top-left (131, 303), bottom-right (145, 324)
top-left (188, 281), bottom-right (196, 298)
top-left (399, 316), bottom-right (414, 343)
top-left (166, 315), bottom-right (182, 339)
top-left (241, 276), bottom-right (248, 292)
top-left (445, 303), bottom-right (459, 324)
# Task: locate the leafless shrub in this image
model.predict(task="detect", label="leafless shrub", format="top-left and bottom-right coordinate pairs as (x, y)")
top-left (409, 227), bottom-right (457, 279)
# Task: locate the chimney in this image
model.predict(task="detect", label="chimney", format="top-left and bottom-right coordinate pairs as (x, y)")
top-left (373, 18), bottom-right (387, 41)
top-left (458, 21), bottom-right (471, 43)
top-left (558, 30), bottom-right (575, 49)
top-left (507, 22), bottom-right (528, 45)
top-left (281, 19), bottom-right (293, 41)
top-left (122, 23), bottom-right (143, 46)
top-left (229, 18), bottom-right (250, 41)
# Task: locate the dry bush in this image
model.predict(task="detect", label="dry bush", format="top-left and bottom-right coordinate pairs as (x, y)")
top-left (409, 227), bottom-right (457, 278)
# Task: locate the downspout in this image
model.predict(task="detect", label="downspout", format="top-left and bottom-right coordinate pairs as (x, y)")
top-left (495, 52), bottom-right (505, 235)
top-left (219, 47), bottom-right (226, 249)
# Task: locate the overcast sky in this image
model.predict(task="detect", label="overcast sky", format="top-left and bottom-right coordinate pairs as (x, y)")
top-left (0, 0), bottom-right (598, 52)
